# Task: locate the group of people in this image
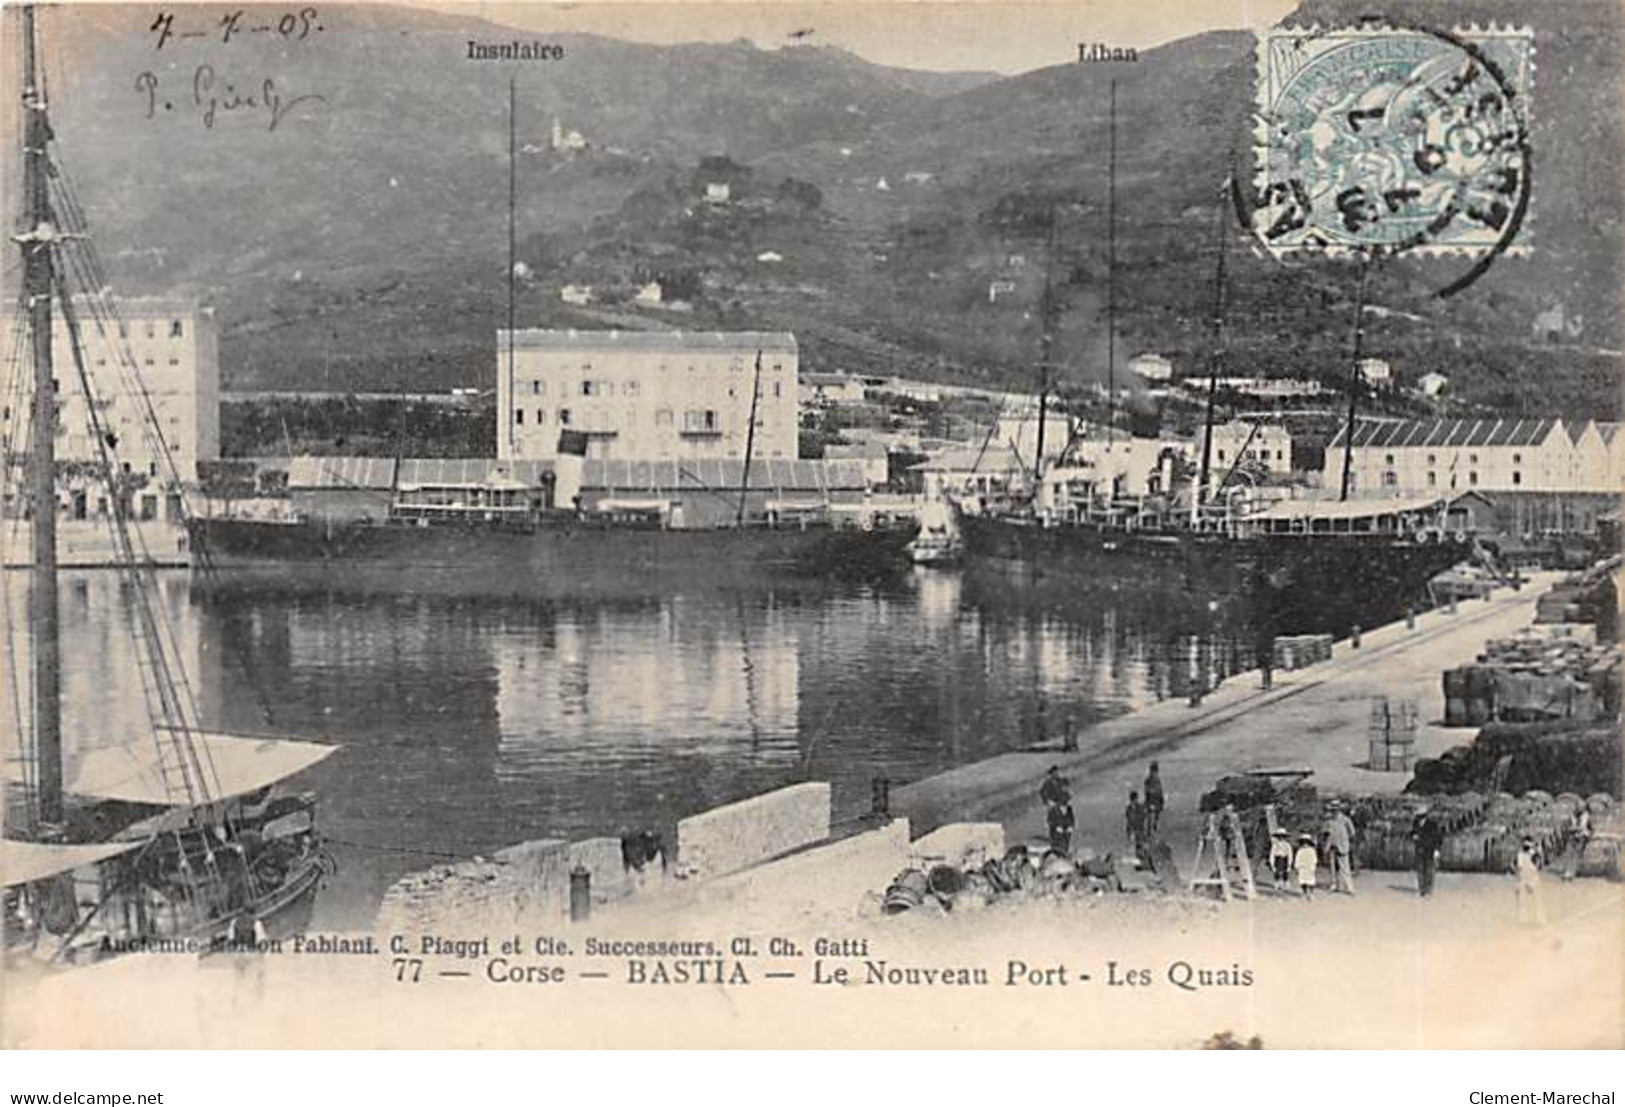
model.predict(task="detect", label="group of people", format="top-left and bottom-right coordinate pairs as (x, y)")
top-left (1267, 800), bottom-right (1358, 899)
top-left (1039, 761), bottom-right (1168, 862)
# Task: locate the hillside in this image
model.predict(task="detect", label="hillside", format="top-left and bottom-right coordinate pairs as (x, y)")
top-left (3, 2), bottom-right (1619, 417)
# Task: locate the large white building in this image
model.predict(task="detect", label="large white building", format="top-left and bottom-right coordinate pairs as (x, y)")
top-left (1324, 417), bottom-right (1621, 496)
top-left (2, 297), bottom-right (219, 521)
top-left (496, 330), bottom-right (799, 463)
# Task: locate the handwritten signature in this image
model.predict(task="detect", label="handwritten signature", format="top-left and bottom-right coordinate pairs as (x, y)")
top-left (134, 65), bottom-right (325, 132)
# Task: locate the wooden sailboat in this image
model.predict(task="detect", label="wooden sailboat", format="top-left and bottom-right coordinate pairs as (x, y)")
top-left (2, 5), bottom-right (334, 965)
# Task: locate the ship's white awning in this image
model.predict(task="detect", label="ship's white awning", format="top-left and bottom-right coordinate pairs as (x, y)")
top-left (57, 733), bottom-right (337, 807)
top-left (1251, 496), bottom-right (1445, 521)
top-left (1, 838), bottom-right (144, 887)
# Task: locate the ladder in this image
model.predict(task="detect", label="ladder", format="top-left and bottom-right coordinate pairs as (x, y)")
top-left (1189, 806), bottom-right (1257, 901)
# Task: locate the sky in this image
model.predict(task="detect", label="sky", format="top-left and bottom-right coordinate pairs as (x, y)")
top-left (424, 0), bottom-right (1299, 74)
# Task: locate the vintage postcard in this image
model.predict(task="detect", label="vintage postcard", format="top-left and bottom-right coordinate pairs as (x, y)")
top-left (1, 0), bottom-right (1621, 1049)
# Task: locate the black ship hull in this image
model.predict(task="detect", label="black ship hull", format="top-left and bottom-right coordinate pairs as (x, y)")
top-left (188, 516), bottom-right (920, 598)
top-left (957, 513), bottom-right (1470, 637)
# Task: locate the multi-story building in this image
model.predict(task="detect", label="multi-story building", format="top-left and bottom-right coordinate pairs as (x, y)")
top-left (1209, 420), bottom-right (1293, 479)
top-left (2, 296), bottom-right (219, 521)
top-left (496, 330), bottom-right (799, 463)
top-left (1323, 417), bottom-right (1614, 497)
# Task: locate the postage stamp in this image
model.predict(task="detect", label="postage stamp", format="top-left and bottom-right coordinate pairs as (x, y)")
top-left (1253, 23), bottom-right (1534, 262)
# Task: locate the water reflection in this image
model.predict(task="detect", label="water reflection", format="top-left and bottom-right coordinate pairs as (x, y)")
top-left (4, 565), bottom-right (1253, 928)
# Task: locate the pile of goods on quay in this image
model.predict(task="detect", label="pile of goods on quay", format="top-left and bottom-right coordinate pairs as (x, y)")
top-left (1442, 627), bottom-right (1620, 726)
top-left (1272, 634), bottom-right (1333, 672)
top-left (876, 844), bottom-right (1163, 916)
top-left (1198, 760), bottom-right (1622, 881)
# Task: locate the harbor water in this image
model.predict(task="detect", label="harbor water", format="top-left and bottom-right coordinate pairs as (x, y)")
top-left (3, 565), bottom-right (1258, 929)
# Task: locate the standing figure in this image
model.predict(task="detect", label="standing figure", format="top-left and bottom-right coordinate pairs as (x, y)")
top-left (1412, 808), bottom-right (1444, 898)
top-left (1515, 837), bottom-right (1547, 926)
top-left (1293, 833), bottom-right (1318, 900)
top-left (1564, 805), bottom-right (1592, 880)
top-left (1124, 791), bottom-right (1147, 858)
top-left (1268, 828), bottom-right (1294, 890)
top-left (1323, 800), bottom-right (1357, 895)
top-left (1039, 765), bottom-right (1071, 809)
top-left (1143, 762), bottom-right (1165, 836)
top-left (1047, 800), bottom-right (1076, 858)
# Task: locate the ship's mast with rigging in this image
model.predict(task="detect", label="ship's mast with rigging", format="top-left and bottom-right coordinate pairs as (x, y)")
top-left (1196, 182), bottom-right (1230, 516)
top-left (19, 4), bottom-right (63, 831)
top-left (1339, 261), bottom-right (1371, 502)
top-left (1034, 207), bottom-right (1059, 485)
top-left (736, 349), bottom-right (763, 526)
top-left (1105, 79), bottom-right (1118, 449)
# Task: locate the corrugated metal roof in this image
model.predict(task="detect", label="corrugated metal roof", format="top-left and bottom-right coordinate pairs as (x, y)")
top-left (397, 458), bottom-right (557, 487)
top-left (287, 456), bottom-right (396, 490)
top-left (498, 329), bottom-right (797, 354)
top-left (582, 457), bottom-right (862, 492)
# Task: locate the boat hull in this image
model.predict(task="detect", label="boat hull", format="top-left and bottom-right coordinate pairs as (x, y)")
top-left (188, 517), bottom-right (919, 598)
top-left (958, 513), bottom-right (1470, 636)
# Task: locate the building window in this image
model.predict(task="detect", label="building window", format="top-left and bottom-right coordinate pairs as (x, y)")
top-left (1469, 471), bottom-right (1479, 486)
top-left (623, 381), bottom-right (640, 397)
top-left (1385, 454), bottom-right (1394, 465)
top-left (582, 380), bottom-right (598, 397)
top-left (1427, 471), bottom-right (1437, 486)
top-left (559, 408), bottom-right (571, 426)
top-left (1512, 471), bottom-right (1521, 485)
top-left (773, 382), bottom-right (782, 398)
top-left (96, 358), bottom-right (106, 367)
top-left (169, 320), bottom-right (184, 338)
top-left (515, 409), bottom-right (524, 425)
top-left (1427, 453), bottom-right (1436, 465)
top-left (1469, 453), bottom-right (1478, 464)
top-left (1216, 450), bottom-right (1225, 462)
top-left (531, 380), bottom-right (542, 396)
top-left (536, 409), bottom-right (546, 424)
top-left (168, 358), bottom-right (180, 366)
top-left (1512, 453), bottom-right (1521, 464)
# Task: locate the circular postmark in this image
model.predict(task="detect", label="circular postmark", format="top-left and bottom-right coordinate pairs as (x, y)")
top-left (1250, 21), bottom-right (1532, 293)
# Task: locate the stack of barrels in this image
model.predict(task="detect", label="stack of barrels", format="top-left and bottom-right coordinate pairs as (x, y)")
top-left (1442, 628), bottom-right (1618, 727)
top-left (1272, 634), bottom-right (1333, 672)
top-left (1368, 696), bottom-right (1419, 772)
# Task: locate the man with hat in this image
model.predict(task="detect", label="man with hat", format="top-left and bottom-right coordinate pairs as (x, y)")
top-left (1411, 805), bottom-right (1445, 898)
top-left (1323, 800), bottom-right (1357, 895)
top-left (1515, 836), bottom-right (1547, 926)
top-left (1039, 765), bottom-right (1071, 809)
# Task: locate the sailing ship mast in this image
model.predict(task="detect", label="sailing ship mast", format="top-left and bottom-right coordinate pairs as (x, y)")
top-left (19, 3), bottom-right (63, 832)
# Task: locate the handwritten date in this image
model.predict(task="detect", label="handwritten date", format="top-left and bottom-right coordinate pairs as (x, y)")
top-left (134, 66), bottom-right (326, 132)
top-left (150, 8), bottom-right (323, 50)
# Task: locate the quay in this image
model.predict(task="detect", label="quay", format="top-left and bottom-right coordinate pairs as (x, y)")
top-left (892, 574), bottom-right (1568, 863)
